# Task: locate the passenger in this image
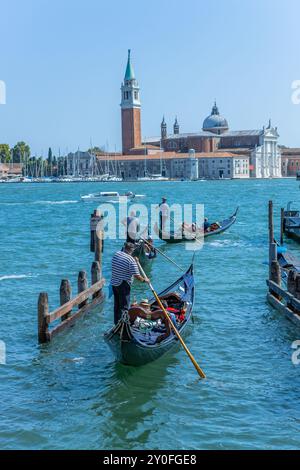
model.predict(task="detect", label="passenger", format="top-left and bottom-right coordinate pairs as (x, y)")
top-left (145, 236), bottom-right (157, 259)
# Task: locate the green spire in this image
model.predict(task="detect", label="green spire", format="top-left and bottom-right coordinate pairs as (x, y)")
top-left (124, 49), bottom-right (135, 81)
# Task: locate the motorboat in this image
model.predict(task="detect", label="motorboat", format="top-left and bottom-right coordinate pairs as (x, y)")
top-left (81, 191), bottom-right (146, 203)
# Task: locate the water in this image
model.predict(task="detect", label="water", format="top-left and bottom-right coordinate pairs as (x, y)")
top-left (0, 179), bottom-right (300, 450)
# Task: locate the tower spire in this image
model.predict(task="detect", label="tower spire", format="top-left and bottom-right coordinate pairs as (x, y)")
top-left (124, 49), bottom-right (135, 81)
top-left (174, 116), bottom-right (179, 134)
top-left (161, 116), bottom-right (167, 140)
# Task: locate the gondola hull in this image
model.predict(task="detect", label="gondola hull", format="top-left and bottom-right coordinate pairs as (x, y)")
top-left (105, 324), bottom-right (192, 366)
top-left (104, 265), bottom-right (194, 366)
top-left (132, 240), bottom-right (155, 267)
top-left (155, 208), bottom-right (238, 244)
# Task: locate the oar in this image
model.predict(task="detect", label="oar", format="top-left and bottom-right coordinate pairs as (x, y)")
top-left (136, 260), bottom-right (206, 379)
top-left (141, 237), bottom-right (185, 273)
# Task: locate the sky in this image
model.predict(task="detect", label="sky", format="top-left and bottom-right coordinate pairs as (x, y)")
top-left (0, 0), bottom-right (300, 155)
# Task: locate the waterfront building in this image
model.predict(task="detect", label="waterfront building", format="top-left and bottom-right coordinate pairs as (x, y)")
top-left (66, 151), bottom-right (97, 177)
top-left (280, 147), bottom-right (300, 176)
top-left (95, 151), bottom-right (249, 180)
top-left (119, 50), bottom-right (281, 178)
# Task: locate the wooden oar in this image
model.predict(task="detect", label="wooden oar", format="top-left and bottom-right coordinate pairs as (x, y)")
top-left (141, 238), bottom-right (185, 272)
top-left (136, 260), bottom-right (206, 379)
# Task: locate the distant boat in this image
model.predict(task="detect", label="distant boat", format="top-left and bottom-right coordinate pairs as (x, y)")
top-left (81, 191), bottom-right (146, 203)
top-left (138, 174), bottom-right (169, 182)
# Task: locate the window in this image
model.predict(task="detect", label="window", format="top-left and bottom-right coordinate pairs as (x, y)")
top-left (134, 91), bottom-right (138, 100)
top-left (168, 141), bottom-right (177, 150)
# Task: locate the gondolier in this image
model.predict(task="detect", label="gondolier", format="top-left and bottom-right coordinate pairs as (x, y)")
top-left (122, 210), bottom-right (140, 243)
top-left (110, 242), bottom-right (148, 324)
top-left (158, 197), bottom-right (169, 231)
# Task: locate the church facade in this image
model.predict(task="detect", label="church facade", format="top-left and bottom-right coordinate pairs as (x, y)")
top-left (118, 50), bottom-right (282, 178)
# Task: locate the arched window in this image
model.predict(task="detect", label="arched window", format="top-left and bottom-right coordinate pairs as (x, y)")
top-left (167, 141), bottom-right (177, 150)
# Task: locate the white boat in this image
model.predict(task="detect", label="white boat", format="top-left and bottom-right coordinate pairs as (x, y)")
top-left (81, 191), bottom-right (145, 203)
top-left (137, 173), bottom-right (169, 182)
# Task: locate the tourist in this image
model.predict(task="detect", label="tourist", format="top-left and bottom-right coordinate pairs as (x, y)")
top-left (110, 242), bottom-right (148, 324)
top-left (145, 236), bottom-right (157, 259)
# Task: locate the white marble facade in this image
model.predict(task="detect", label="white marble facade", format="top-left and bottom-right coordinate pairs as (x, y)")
top-left (250, 125), bottom-right (281, 178)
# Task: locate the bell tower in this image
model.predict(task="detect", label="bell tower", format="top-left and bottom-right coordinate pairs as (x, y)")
top-left (121, 50), bottom-right (142, 154)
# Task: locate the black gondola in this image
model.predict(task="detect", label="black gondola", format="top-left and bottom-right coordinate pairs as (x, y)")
top-left (131, 239), bottom-right (156, 267)
top-left (155, 207), bottom-right (238, 243)
top-left (104, 264), bottom-right (194, 366)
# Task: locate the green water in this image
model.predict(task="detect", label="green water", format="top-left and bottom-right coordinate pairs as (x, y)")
top-left (0, 179), bottom-right (300, 450)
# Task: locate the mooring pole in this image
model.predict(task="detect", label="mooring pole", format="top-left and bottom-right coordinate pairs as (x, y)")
top-left (95, 212), bottom-right (104, 276)
top-left (78, 271), bottom-right (88, 308)
top-left (90, 209), bottom-right (101, 253)
top-left (38, 292), bottom-right (49, 344)
top-left (280, 207), bottom-right (284, 246)
top-left (60, 279), bottom-right (72, 322)
top-left (91, 261), bottom-right (101, 298)
top-left (268, 200), bottom-right (277, 280)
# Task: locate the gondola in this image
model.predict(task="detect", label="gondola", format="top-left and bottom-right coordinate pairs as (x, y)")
top-left (155, 207), bottom-right (239, 243)
top-left (131, 239), bottom-right (156, 267)
top-left (283, 202), bottom-right (300, 243)
top-left (275, 241), bottom-right (300, 283)
top-left (104, 264), bottom-right (194, 366)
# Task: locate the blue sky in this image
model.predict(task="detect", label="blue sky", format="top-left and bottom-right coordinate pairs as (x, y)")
top-left (0, 0), bottom-right (300, 154)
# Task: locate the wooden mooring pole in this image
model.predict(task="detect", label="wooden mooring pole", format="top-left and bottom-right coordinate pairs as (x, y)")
top-left (280, 207), bottom-right (285, 246)
top-left (78, 271), bottom-right (88, 309)
top-left (38, 292), bottom-right (49, 343)
top-left (60, 279), bottom-right (72, 322)
top-left (91, 261), bottom-right (101, 298)
top-left (268, 200), bottom-right (277, 278)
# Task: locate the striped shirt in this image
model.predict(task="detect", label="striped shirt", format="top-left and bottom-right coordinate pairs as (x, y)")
top-left (110, 251), bottom-right (140, 286)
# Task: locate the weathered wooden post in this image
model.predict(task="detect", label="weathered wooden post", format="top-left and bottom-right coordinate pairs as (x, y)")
top-left (295, 273), bottom-right (300, 301)
top-left (268, 200), bottom-right (277, 280)
top-left (60, 279), bottom-right (72, 322)
top-left (78, 271), bottom-right (88, 308)
top-left (287, 270), bottom-right (297, 296)
top-left (91, 261), bottom-right (101, 298)
top-left (90, 210), bottom-right (101, 252)
top-left (38, 292), bottom-right (49, 344)
top-left (95, 214), bottom-right (104, 275)
top-left (280, 207), bottom-right (285, 246)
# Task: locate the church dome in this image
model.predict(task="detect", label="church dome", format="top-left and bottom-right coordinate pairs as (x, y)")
top-left (203, 102), bottom-right (229, 134)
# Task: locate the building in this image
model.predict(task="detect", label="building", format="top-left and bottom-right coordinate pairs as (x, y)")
top-left (66, 151), bottom-right (97, 177)
top-left (98, 50), bottom-right (283, 180)
top-left (0, 163), bottom-right (22, 180)
top-left (95, 150), bottom-right (249, 180)
top-left (280, 147), bottom-right (300, 176)
top-left (121, 50), bottom-right (142, 154)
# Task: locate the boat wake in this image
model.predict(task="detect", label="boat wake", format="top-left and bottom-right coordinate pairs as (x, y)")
top-left (0, 200), bottom-right (79, 206)
top-left (0, 274), bottom-right (34, 282)
top-left (34, 200), bottom-right (79, 205)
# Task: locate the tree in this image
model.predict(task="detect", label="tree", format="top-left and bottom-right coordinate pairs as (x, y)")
top-left (47, 147), bottom-right (52, 165)
top-left (0, 144), bottom-right (11, 163)
top-left (88, 146), bottom-right (105, 154)
top-left (12, 142), bottom-right (31, 163)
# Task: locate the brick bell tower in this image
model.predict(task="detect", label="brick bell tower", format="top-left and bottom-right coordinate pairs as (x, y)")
top-left (121, 50), bottom-right (141, 154)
